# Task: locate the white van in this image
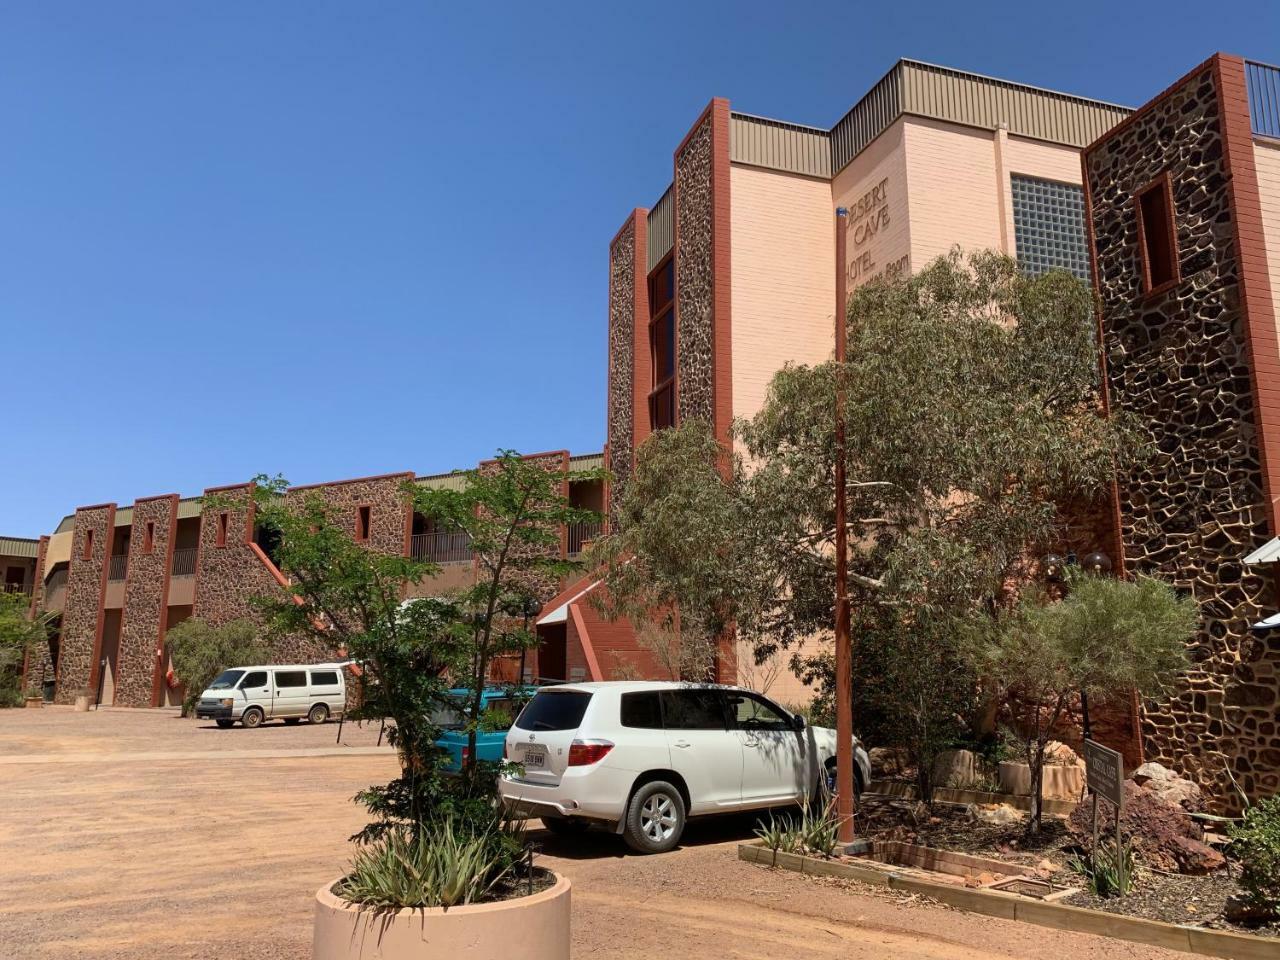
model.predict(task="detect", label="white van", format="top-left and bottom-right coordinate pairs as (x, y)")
top-left (195, 664), bottom-right (347, 729)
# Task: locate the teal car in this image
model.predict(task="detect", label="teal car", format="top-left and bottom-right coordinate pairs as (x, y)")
top-left (433, 687), bottom-right (535, 772)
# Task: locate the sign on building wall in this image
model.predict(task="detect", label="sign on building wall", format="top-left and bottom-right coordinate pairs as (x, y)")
top-left (843, 175), bottom-right (909, 289)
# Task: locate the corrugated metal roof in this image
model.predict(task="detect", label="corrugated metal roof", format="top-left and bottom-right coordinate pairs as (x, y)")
top-left (0, 537), bottom-right (40, 559)
top-left (1244, 537), bottom-right (1280, 565)
top-left (414, 471), bottom-right (470, 491)
top-left (729, 59), bottom-right (1131, 180)
top-left (647, 186), bottom-right (673, 271)
top-left (569, 453), bottom-right (604, 472)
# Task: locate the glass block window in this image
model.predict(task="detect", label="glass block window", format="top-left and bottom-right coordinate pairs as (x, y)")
top-left (1011, 175), bottom-right (1090, 281)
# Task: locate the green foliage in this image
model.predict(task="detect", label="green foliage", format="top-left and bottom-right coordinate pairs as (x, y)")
top-left (236, 452), bottom-right (601, 896)
top-left (338, 814), bottom-right (526, 909)
top-left (166, 617), bottom-right (267, 717)
top-left (0, 591), bottom-right (52, 703)
top-left (964, 573), bottom-right (1193, 831)
top-left (753, 811), bottom-right (798, 855)
top-left (1068, 836), bottom-right (1135, 897)
top-left (1229, 796), bottom-right (1280, 912)
top-left (753, 800), bottom-right (844, 859)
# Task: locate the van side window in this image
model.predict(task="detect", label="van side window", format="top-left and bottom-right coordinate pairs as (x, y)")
top-left (309, 671), bottom-right (339, 687)
top-left (659, 690), bottom-right (727, 730)
top-left (240, 671), bottom-right (268, 688)
top-left (620, 691), bottom-right (663, 729)
top-left (274, 670), bottom-right (307, 688)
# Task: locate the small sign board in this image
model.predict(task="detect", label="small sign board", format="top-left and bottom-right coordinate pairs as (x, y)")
top-left (1083, 739), bottom-right (1124, 809)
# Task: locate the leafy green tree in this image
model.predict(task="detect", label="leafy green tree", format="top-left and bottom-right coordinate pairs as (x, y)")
top-left (166, 617), bottom-right (267, 716)
top-left (0, 592), bottom-right (52, 706)
top-left (964, 572), bottom-right (1194, 832)
top-left (241, 452), bottom-right (600, 847)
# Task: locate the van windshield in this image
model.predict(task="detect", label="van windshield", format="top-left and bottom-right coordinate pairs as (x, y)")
top-left (209, 670), bottom-right (245, 690)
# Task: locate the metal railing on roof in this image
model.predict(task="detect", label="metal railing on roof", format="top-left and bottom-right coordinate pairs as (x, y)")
top-left (567, 521), bottom-right (602, 557)
top-left (411, 530), bottom-right (473, 565)
top-left (1247, 60), bottom-right (1280, 140)
top-left (108, 554), bottom-right (128, 581)
top-left (171, 547), bottom-right (198, 578)
top-left (2, 582), bottom-right (32, 596)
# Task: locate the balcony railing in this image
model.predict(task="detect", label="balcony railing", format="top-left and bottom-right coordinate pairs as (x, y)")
top-left (411, 530), bottom-right (474, 564)
top-left (171, 547), bottom-right (198, 578)
top-left (1247, 60), bottom-right (1280, 140)
top-left (2, 582), bottom-right (32, 596)
top-left (107, 554), bottom-right (128, 581)
top-left (567, 521), bottom-right (602, 556)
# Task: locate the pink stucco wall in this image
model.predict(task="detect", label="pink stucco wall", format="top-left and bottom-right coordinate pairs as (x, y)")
top-left (729, 164), bottom-right (836, 428)
top-left (832, 119), bottom-right (911, 292)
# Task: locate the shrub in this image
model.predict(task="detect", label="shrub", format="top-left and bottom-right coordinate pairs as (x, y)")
top-left (1229, 797), bottom-right (1280, 913)
top-left (1068, 836), bottom-right (1135, 897)
top-left (165, 618), bottom-right (267, 716)
top-left (339, 815), bottom-right (525, 909)
top-left (753, 800), bottom-right (844, 859)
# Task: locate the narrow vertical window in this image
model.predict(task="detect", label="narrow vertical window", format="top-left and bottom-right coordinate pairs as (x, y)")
top-left (82, 529), bottom-right (94, 561)
top-left (216, 512), bottom-right (229, 548)
top-left (144, 521), bottom-right (155, 554)
top-left (356, 505), bottom-right (372, 542)
top-left (1137, 175), bottom-right (1178, 293)
top-left (647, 255), bottom-right (677, 431)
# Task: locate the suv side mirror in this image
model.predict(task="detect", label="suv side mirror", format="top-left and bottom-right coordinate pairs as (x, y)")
top-left (792, 714), bottom-right (805, 732)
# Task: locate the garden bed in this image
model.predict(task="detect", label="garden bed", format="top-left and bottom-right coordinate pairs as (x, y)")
top-left (843, 794), bottom-right (1279, 941)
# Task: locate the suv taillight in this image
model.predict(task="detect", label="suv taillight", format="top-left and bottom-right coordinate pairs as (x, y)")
top-left (567, 739), bottom-right (614, 766)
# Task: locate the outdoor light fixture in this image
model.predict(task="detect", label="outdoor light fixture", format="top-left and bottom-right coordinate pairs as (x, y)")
top-left (1081, 551), bottom-right (1113, 575)
top-left (1042, 553), bottom-right (1066, 582)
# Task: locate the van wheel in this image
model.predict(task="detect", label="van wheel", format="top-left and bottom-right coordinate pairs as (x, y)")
top-left (215, 719), bottom-right (234, 729)
top-left (242, 707), bottom-right (265, 729)
top-left (623, 781), bottom-right (685, 854)
top-left (308, 703), bottom-right (329, 725)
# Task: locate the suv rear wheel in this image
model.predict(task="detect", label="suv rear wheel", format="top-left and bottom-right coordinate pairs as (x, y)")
top-left (623, 781), bottom-right (685, 854)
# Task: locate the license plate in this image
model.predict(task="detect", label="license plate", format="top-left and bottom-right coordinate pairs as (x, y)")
top-left (523, 748), bottom-right (546, 768)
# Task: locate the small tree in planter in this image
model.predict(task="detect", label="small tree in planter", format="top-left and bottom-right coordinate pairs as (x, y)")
top-left (233, 453), bottom-right (598, 934)
top-left (964, 572), bottom-right (1194, 833)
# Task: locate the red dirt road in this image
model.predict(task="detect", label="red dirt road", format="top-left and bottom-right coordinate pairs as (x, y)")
top-left (0, 708), bottom-right (1190, 959)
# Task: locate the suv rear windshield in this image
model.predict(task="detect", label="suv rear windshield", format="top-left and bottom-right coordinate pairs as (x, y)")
top-left (514, 691), bottom-right (592, 732)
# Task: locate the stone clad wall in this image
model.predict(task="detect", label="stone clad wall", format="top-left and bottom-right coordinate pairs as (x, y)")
top-left (477, 452), bottom-right (568, 608)
top-left (285, 473), bottom-right (412, 558)
top-left (55, 505), bottom-right (115, 703)
top-left (115, 496), bottom-right (178, 707)
top-left (675, 116), bottom-right (717, 426)
top-left (607, 217), bottom-right (637, 504)
top-left (1086, 57), bottom-right (1280, 807)
top-left (22, 536), bottom-right (52, 694)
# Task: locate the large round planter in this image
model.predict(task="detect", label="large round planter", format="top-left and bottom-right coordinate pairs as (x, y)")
top-left (998, 760), bottom-right (1084, 801)
top-left (313, 872), bottom-right (571, 960)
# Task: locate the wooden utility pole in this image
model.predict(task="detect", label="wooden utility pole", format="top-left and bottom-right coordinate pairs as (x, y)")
top-left (834, 206), bottom-right (856, 844)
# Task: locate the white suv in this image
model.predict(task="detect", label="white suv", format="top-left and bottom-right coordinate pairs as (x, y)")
top-left (498, 681), bottom-right (871, 854)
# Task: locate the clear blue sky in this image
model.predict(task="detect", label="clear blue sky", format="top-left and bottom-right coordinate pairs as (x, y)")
top-left (1, 1), bottom-right (1276, 536)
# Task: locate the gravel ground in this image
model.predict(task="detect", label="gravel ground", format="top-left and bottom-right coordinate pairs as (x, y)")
top-left (0, 708), bottom-right (1200, 959)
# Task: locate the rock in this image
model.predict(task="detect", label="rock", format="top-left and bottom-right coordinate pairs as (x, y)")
top-left (869, 746), bottom-right (909, 779)
top-left (967, 803), bottom-right (1023, 826)
top-left (930, 749), bottom-right (987, 787)
top-left (1069, 780), bottom-right (1216, 874)
top-left (1224, 893), bottom-right (1279, 924)
top-left (1132, 762), bottom-right (1205, 813)
top-left (1171, 835), bottom-right (1225, 875)
top-left (1033, 858), bottom-right (1055, 879)
top-left (975, 872), bottom-right (997, 886)
top-left (1043, 741), bottom-right (1081, 766)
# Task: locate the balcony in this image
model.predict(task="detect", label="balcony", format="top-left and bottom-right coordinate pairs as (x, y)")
top-left (2, 582), bottom-right (32, 596)
top-left (107, 554), bottom-right (128, 581)
top-left (171, 547), bottom-right (198, 578)
top-left (1247, 60), bottom-right (1280, 140)
top-left (411, 530), bottom-right (473, 564)
top-left (567, 521), bottom-right (602, 557)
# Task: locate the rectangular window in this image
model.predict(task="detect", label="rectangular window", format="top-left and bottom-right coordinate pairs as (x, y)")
top-left (273, 670), bottom-right (307, 688)
top-left (1010, 175), bottom-right (1090, 281)
top-left (308, 670), bottom-right (340, 687)
top-left (82, 529), bottom-right (94, 561)
top-left (216, 512), bottom-right (229, 548)
top-left (240, 671), bottom-right (268, 689)
top-left (660, 689), bottom-right (728, 730)
top-left (1137, 176), bottom-right (1178, 293)
top-left (647, 256), bottom-right (677, 432)
top-left (620, 691), bottom-right (664, 729)
top-left (143, 521), bottom-right (155, 554)
top-left (355, 505), bottom-right (372, 542)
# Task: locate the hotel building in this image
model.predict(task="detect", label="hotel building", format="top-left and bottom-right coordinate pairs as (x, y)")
top-left (12, 53), bottom-right (1280, 808)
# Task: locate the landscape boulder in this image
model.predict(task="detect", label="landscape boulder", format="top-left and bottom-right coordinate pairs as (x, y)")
top-left (868, 746), bottom-right (910, 780)
top-left (1131, 761), bottom-right (1205, 813)
top-left (966, 803), bottom-right (1023, 826)
top-left (1069, 780), bottom-right (1221, 874)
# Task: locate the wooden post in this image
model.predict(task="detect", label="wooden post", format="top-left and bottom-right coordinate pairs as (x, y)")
top-left (834, 207), bottom-right (855, 844)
